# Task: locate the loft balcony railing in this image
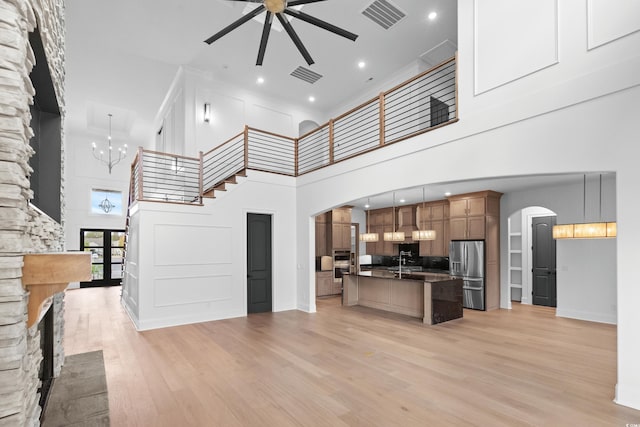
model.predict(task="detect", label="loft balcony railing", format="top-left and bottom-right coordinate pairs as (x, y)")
top-left (129, 56), bottom-right (457, 205)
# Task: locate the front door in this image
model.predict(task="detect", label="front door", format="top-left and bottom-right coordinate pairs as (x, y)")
top-left (247, 213), bottom-right (272, 313)
top-left (532, 216), bottom-right (557, 307)
top-left (80, 229), bottom-right (125, 287)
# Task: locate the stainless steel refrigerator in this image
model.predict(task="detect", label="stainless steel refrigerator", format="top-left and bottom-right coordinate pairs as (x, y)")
top-left (449, 240), bottom-right (485, 310)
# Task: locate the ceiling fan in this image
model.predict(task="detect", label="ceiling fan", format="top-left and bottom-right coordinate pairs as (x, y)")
top-left (204, 0), bottom-right (358, 66)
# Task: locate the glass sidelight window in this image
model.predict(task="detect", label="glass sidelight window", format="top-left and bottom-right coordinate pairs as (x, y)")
top-left (80, 229), bottom-right (125, 287)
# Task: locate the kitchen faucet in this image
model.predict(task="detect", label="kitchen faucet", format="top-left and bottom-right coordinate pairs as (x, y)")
top-left (399, 251), bottom-right (412, 279)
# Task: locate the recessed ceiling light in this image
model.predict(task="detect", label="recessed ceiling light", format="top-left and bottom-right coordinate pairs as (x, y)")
top-left (256, 77), bottom-right (265, 84)
top-left (308, 96), bottom-right (315, 102)
top-left (358, 61), bottom-right (366, 69)
top-left (428, 11), bottom-right (437, 20)
top-left (364, 204), bottom-right (370, 209)
top-left (400, 199), bottom-right (406, 203)
top-left (444, 192), bottom-right (452, 196)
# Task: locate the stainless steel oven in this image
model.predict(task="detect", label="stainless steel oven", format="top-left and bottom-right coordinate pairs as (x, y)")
top-left (333, 251), bottom-right (350, 283)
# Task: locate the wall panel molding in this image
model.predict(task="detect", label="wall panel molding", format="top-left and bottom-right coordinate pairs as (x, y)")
top-left (474, 0), bottom-right (559, 95)
top-left (153, 224), bottom-right (232, 266)
top-left (154, 274), bottom-right (233, 307)
top-left (587, 0), bottom-right (640, 49)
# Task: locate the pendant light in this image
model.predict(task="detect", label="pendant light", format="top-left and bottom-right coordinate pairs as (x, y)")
top-left (412, 186), bottom-right (437, 241)
top-left (384, 192), bottom-right (405, 242)
top-left (553, 174), bottom-right (617, 239)
top-left (359, 198), bottom-right (379, 242)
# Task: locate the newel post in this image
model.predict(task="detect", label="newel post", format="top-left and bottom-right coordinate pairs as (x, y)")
top-left (243, 125), bottom-right (249, 171)
top-left (294, 138), bottom-right (299, 176)
top-left (198, 151), bottom-right (204, 203)
top-left (329, 119), bottom-right (335, 164)
top-left (379, 92), bottom-right (385, 146)
top-left (137, 146), bottom-right (144, 200)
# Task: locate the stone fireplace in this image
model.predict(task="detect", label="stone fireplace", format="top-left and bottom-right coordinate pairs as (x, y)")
top-left (0, 0), bottom-right (66, 424)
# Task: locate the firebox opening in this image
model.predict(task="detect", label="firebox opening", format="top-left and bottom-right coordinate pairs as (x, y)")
top-left (38, 304), bottom-right (55, 418)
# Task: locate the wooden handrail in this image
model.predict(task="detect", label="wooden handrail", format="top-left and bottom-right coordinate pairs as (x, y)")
top-left (131, 56), bottom-right (458, 204)
top-left (247, 126), bottom-right (297, 142)
top-left (203, 130), bottom-right (245, 156)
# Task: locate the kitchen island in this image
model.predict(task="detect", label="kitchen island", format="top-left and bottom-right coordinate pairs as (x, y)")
top-left (342, 270), bottom-right (463, 325)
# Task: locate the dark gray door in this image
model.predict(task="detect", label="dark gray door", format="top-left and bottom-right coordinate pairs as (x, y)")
top-left (247, 213), bottom-right (272, 313)
top-left (532, 216), bottom-right (557, 307)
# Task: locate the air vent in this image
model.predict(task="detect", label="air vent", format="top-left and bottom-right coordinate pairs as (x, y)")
top-left (362, 0), bottom-right (406, 30)
top-left (290, 66), bottom-right (323, 84)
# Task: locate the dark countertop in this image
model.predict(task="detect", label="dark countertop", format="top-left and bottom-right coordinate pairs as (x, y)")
top-left (349, 270), bottom-right (452, 282)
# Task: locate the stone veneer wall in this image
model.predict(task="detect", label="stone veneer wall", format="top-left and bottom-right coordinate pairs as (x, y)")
top-left (0, 0), bottom-right (65, 425)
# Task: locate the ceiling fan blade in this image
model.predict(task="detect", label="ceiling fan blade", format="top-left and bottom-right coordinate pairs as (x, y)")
top-left (204, 5), bottom-right (266, 44)
top-left (283, 9), bottom-right (358, 41)
top-left (256, 11), bottom-right (273, 66)
top-left (287, 0), bottom-right (327, 6)
top-left (276, 13), bottom-right (314, 66)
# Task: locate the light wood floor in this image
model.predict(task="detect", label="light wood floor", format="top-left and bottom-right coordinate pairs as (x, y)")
top-left (63, 287), bottom-right (640, 426)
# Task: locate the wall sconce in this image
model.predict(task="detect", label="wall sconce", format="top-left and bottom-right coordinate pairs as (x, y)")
top-left (204, 102), bottom-right (211, 123)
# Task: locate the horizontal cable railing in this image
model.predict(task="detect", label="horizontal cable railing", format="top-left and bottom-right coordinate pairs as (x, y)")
top-left (297, 123), bottom-right (330, 174)
top-left (384, 59), bottom-right (457, 144)
top-left (129, 55), bottom-right (457, 206)
top-left (333, 97), bottom-right (381, 162)
top-left (247, 128), bottom-right (296, 176)
top-left (202, 131), bottom-right (245, 192)
top-left (138, 149), bottom-right (202, 204)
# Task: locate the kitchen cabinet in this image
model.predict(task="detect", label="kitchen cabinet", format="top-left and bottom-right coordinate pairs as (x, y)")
top-left (329, 208), bottom-right (352, 251)
top-left (417, 201), bottom-right (449, 257)
top-left (332, 223), bottom-right (351, 251)
top-left (315, 213), bottom-right (329, 256)
top-left (316, 271), bottom-right (333, 297)
top-left (447, 191), bottom-right (501, 240)
top-left (366, 208), bottom-right (396, 255)
top-left (447, 190), bottom-right (502, 310)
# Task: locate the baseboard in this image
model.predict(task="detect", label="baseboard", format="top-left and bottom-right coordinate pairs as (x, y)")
top-left (556, 308), bottom-right (616, 325)
top-left (136, 310), bottom-right (245, 331)
top-left (615, 383), bottom-right (640, 411)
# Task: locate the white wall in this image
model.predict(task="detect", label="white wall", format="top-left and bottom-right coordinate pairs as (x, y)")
top-left (155, 67), bottom-right (326, 158)
top-left (294, 0), bottom-right (640, 409)
top-left (501, 179), bottom-right (615, 323)
top-left (122, 171), bottom-right (297, 330)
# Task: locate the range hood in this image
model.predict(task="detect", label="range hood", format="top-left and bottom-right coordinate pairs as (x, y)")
top-left (396, 206), bottom-right (418, 236)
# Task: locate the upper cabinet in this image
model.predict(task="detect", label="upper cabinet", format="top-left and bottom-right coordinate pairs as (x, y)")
top-left (447, 191), bottom-right (501, 240)
top-left (330, 208), bottom-right (352, 251)
top-left (416, 200), bottom-right (450, 257)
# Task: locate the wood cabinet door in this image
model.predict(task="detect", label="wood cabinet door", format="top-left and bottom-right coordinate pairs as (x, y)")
top-left (315, 222), bottom-right (327, 256)
top-left (430, 220), bottom-right (446, 256)
top-left (340, 224), bottom-right (352, 250)
top-left (449, 217), bottom-right (467, 240)
top-left (467, 216), bottom-right (486, 239)
top-left (430, 203), bottom-right (445, 220)
top-left (449, 199), bottom-right (468, 218)
top-left (381, 209), bottom-right (393, 225)
top-left (332, 223), bottom-right (342, 250)
top-left (467, 197), bottom-right (486, 216)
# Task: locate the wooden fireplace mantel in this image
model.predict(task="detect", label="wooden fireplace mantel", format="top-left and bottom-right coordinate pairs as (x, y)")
top-left (22, 252), bottom-right (92, 327)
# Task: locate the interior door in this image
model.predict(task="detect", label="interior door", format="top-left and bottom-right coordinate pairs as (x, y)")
top-left (532, 216), bottom-right (557, 307)
top-left (247, 213), bottom-right (272, 313)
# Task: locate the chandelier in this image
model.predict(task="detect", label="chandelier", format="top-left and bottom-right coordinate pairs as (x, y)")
top-left (92, 113), bottom-right (127, 174)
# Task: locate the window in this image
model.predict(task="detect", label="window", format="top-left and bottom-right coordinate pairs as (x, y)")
top-left (91, 189), bottom-right (123, 216)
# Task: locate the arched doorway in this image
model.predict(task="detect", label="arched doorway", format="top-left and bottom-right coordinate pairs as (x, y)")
top-left (507, 206), bottom-right (556, 307)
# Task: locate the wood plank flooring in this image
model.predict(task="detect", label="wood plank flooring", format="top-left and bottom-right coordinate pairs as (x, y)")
top-left (63, 287), bottom-right (640, 426)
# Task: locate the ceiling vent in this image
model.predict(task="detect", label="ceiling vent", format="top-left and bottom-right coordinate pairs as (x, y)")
top-left (362, 0), bottom-right (406, 30)
top-left (290, 66), bottom-right (323, 84)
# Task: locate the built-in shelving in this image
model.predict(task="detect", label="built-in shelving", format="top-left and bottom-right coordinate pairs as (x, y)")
top-left (507, 226), bottom-right (523, 301)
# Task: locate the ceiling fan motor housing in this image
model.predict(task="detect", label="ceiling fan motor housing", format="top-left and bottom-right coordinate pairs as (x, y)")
top-left (265, 0), bottom-right (286, 14)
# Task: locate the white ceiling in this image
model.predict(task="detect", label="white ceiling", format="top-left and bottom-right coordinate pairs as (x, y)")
top-left (64, 0), bottom-right (457, 130)
top-left (63, 1), bottom-right (604, 202)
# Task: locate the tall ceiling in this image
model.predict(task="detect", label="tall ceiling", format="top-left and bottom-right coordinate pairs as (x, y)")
top-left (64, 0), bottom-right (457, 143)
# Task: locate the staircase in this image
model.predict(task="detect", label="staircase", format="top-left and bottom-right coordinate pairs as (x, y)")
top-left (202, 169), bottom-right (247, 199)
